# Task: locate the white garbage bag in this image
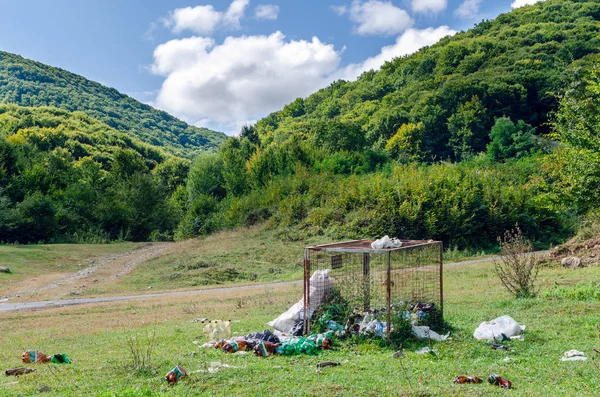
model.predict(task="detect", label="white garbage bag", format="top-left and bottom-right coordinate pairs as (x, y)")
top-left (268, 270), bottom-right (333, 333)
top-left (412, 324), bottom-right (450, 341)
top-left (371, 236), bottom-right (403, 249)
top-left (473, 315), bottom-right (525, 341)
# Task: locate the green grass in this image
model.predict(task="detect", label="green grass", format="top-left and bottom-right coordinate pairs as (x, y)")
top-left (0, 260), bottom-right (598, 396)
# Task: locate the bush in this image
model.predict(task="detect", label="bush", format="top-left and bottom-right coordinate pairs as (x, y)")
top-left (494, 227), bottom-right (540, 298)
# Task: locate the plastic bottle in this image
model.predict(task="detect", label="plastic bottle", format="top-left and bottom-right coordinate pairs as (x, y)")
top-left (22, 350), bottom-right (50, 364)
top-left (276, 343), bottom-right (298, 356)
top-left (253, 342), bottom-right (279, 357)
top-left (165, 365), bottom-right (188, 385)
top-left (50, 354), bottom-right (71, 364)
top-left (488, 374), bottom-right (512, 389)
top-left (453, 375), bottom-right (483, 384)
top-left (299, 339), bottom-right (318, 355)
top-left (222, 340), bottom-right (248, 353)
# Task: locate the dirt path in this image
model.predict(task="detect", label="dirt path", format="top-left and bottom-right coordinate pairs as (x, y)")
top-left (2, 243), bottom-right (171, 302)
top-left (0, 251), bottom-right (548, 313)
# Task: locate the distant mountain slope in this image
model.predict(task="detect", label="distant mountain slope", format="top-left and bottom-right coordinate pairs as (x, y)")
top-left (254, 0), bottom-right (600, 161)
top-left (0, 51), bottom-right (226, 158)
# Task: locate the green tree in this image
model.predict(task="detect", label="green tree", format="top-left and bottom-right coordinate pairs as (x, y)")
top-left (447, 96), bottom-right (488, 161)
top-left (486, 117), bottom-right (536, 161)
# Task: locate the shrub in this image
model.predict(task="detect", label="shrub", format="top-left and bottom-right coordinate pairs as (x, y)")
top-left (494, 227), bottom-right (540, 298)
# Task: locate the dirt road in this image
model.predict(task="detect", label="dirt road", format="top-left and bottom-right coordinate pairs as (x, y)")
top-left (1, 252), bottom-right (548, 313)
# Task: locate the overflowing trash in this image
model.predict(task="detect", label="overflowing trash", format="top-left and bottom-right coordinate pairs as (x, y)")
top-left (268, 270), bottom-right (332, 334)
top-left (473, 315), bottom-right (525, 341)
top-left (165, 365), bottom-right (188, 385)
top-left (560, 350), bottom-right (587, 361)
top-left (453, 375), bottom-right (483, 384)
top-left (371, 236), bottom-right (403, 249)
top-left (488, 374), bottom-right (512, 389)
top-left (5, 368), bottom-right (36, 376)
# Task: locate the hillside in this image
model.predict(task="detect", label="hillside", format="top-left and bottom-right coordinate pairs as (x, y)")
top-left (179, 0), bottom-right (600, 249)
top-left (0, 105), bottom-right (188, 243)
top-left (0, 51), bottom-right (226, 158)
top-left (254, 0), bottom-right (600, 161)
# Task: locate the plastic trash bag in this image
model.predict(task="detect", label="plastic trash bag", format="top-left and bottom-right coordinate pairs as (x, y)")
top-left (412, 324), bottom-right (450, 341)
top-left (268, 270), bottom-right (333, 333)
top-left (473, 315), bottom-right (525, 341)
top-left (371, 236), bottom-right (403, 249)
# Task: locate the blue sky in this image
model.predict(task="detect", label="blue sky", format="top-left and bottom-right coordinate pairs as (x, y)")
top-left (0, 0), bottom-right (543, 134)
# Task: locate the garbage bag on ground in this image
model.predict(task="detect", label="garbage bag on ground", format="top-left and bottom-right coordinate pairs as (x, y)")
top-left (244, 329), bottom-right (281, 348)
top-left (412, 324), bottom-right (450, 341)
top-left (371, 236), bottom-right (402, 249)
top-left (268, 270), bottom-right (333, 333)
top-left (473, 315), bottom-right (525, 341)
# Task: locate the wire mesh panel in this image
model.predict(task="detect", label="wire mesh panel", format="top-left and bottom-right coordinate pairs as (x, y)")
top-left (303, 240), bottom-right (443, 337)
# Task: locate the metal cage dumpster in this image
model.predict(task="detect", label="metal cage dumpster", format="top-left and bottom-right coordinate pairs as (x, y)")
top-left (303, 239), bottom-right (443, 337)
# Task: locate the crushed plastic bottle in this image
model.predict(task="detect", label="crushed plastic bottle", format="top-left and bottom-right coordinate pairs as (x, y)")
top-left (50, 354), bottom-right (71, 364)
top-left (254, 342), bottom-right (279, 357)
top-left (453, 375), bottom-right (483, 384)
top-left (165, 365), bottom-right (188, 385)
top-left (488, 374), bottom-right (512, 389)
top-left (22, 350), bottom-right (50, 364)
top-left (6, 368), bottom-right (36, 376)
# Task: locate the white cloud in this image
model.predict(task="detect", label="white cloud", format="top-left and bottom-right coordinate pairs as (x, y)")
top-left (163, 0), bottom-right (249, 35)
top-left (411, 0), bottom-right (447, 14)
top-left (330, 5), bottom-right (348, 16)
top-left (151, 32), bottom-right (341, 133)
top-left (338, 26), bottom-right (456, 81)
top-left (511, 0), bottom-right (544, 9)
top-left (348, 0), bottom-right (413, 36)
top-left (454, 0), bottom-right (482, 19)
top-left (255, 4), bottom-right (280, 20)
top-left (224, 0), bottom-right (250, 29)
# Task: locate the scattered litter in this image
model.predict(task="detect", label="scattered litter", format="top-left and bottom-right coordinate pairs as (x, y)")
top-left (453, 375), bottom-right (483, 384)
top-left (492, 344), bottom-right (508, 351)
top-left (488, 374), bottom-right (512, 389)
top-left (202, 320), bottom-right (231, 342)
top-left (560, 350), bottom-right (587, 361)
top-left (22, 350), bottom-right (50, 364)
top-left (317, 361), bottom-right (340, 368)
top-left (254, 342), bottom-right (279, 357)
top-left (503, 356), bottom-right (514, 362)
top-left (198, 342), bottom-right (216, 349)
top-left (50, 354), bottom-right (71, 364)
top-left (415, 347), bottom-right (436, 355)
top-left (194, 362), bottom-right (243, 374)
top-left (392, 350), bottom-right (403, 358)
top-left (0, 266), bottom-right (11, 274)
top-left (191, 318), bottom-right (207, 323)
top-left (268, 270), bottom-right (332, 334)
top-left (473, 315), bottom-right (525, 341)
top-left (412, 324), bottom-right (450, 342)
top-left (510, 335), bottom-right (524, 341)
top-left (371, 236), bottom-right (403, 249)
top-left (5, 368), bottom-right (36, 376)
top-left (165, 365), bottom-right (187, 385)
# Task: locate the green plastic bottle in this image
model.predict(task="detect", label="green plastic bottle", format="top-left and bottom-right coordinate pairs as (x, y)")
top-left (299, 339), bottom-right (318, 355)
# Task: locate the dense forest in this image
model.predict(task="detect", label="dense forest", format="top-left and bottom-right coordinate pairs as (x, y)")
top-left (1, 0), bottom-right (599, 247)
top-left (0, 105), bottom-right (187, 243)
top-left (0, 51), bottom-right (226, 158)
top-left (179, 0), bottom-right (600, 249)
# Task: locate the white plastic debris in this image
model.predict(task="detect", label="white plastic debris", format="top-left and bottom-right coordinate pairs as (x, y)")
top-left (194, 362), bottom-right (243, 374)
top-left (503, 356), bottom-right (514, 362)
top-left (412, 324), bottom-right (450, 342)
top-left (473, 315), bottom-right (525, 341)
top-left (371, 236), bottom-right (403, 249)
top-left (268, 270), bottom-right (333, 333)
top-left (560, 350), bottom-right (587, 361)
top-left (415, 347), bottom-right (435, 355)
top-left (202, 320), bottom-right (232, 343)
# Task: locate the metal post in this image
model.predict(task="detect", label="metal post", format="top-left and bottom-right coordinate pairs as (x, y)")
top-left (303, 249), bottom-right (311, 335)
top-left (439, 242), bottom-right (444, 321)
top-left (363, 253), bottom-right (370, 311)
top-left (386, 251), bottom-right (391, 340)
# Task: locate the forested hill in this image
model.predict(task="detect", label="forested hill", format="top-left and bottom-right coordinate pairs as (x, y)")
top-left (0, 51), bottom-right (226, 158)
top-left (254, 0), bottom-right (600, 162)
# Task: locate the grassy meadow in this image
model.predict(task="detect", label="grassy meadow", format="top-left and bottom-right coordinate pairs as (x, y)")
top-left (0, 256), bottom-right (598, 396)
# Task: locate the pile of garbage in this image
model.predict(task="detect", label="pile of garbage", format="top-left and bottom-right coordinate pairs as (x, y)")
top-left (5, 350), bottom-right (71, 378)
top-left (200, 327), bottom-right (334, 357)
